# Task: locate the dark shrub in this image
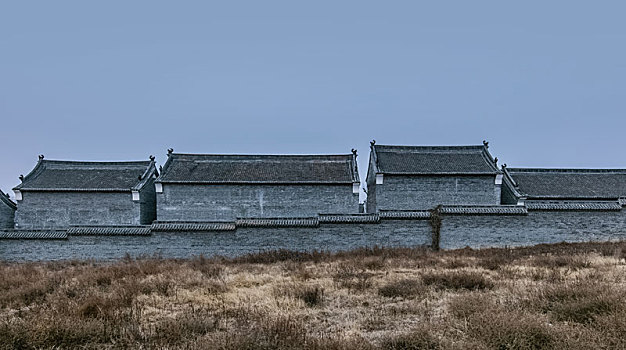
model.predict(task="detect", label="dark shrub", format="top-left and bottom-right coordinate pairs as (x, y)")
top-left (232, 249), bottom-right (330, 264)
top-left (529, 255), bottom-right (591, 269)
top-left (552, 298), bottom-right (616, 324)
top-left (539, 282), bottom-right (622, 324)
top-left (448, 293), bottom-right (492, 319)
top-left (467, 311), bottom-right (556, 350)
top-left (333, 264), bottom-right (374, 291)
top-left (378, 279), bottom-right (425, 299)
top-left (274, 283), bottom-right (324, 307)
top-left (298, 286), bottom-right (324, 307)
top-left (190, 255), bottom-right (225, 278)
top-left (77, 296), bottom-right (106, 319)
top-left (477, 255), bottom-right (510, 271)
top-left (421, 271), bottom-right (493, 291)
top-left (152, 311), bottom-right (218, 345)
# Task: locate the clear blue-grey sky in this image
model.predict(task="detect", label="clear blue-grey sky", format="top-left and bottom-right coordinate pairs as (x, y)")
top-left (2, 1), bottom-right (626, 200)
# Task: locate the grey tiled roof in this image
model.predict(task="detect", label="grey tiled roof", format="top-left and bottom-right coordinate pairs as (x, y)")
top-left (67, 226), bottom-right (152, 236)
top-left (318, 214), bottom-right (380, 224)
top-left (440, 205), bottom-right (528, 215)
top-left (14, 159), bottom-right (157, 192)
top-left (371, 144), bottom-right (500, 175)
top-left (151, 221), bottom-right (236, 232)
top-left (235, 218), bottom-right (320, 227)
top-left (507, 168), bottom-right (626, 199)
top-left (0, 230), bottom-right (67, 240)
top-left (157, 153), bottom-right (359, 184)
top-left (0, 190), bottom-right (16, 210)
top-left (379, 206), bottom-right (527, 217)
top-left (379, 211), bottom-right (432, 220)
top-left (525, 201), bottom-right (622, 211)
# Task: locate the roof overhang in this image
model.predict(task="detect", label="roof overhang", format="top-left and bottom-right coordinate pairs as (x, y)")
top-left (155, 181), bottom-right (357, 185)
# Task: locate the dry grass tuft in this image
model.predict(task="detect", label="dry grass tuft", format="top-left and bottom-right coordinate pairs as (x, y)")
top-left (2, 240), bottom-right (626, 349)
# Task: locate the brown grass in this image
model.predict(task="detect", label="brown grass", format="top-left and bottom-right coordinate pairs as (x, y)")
top-left (2, 240), bottom-right (626, 349)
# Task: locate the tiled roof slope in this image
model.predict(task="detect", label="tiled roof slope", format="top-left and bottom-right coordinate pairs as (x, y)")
top-left (371, 144), bottom-right (500, 175)
top-left (14, 159), bottom-right (157, 192)
top-left (0, 190), bottom-right (16, 209)
top-left (157, 153), bottom-right (359, 184)
top-left (507, 168), bottom-right (626, 199)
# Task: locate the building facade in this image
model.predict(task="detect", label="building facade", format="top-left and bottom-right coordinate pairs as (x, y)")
top-left (0, 190), bottom-right (16, 229)
top-left (13, 156), bottom-right (158, 229)
top-left (366, 141), bottom-right (503, 212)
top-left (502, 167), bottom-right (626, 210)
top-left (155, 150), bottom-right (360, 221)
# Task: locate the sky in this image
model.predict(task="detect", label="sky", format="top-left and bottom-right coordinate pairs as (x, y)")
top-left (1, 1), bottom-right (626, 201)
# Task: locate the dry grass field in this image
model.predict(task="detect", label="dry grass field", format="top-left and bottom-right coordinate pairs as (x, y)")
top-left (2, 241), bottom-right (626, 349)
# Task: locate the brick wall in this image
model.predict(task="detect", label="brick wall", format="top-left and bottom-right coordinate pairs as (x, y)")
top-left (5, 210), bottom-right (626, 261)
top-left (441, 210), bottom-right (626, 249)
top-left (139, 177), bottom-right (157, 225)
top-left (0, 200), bottom-right (15, 229)
top-left (0, 218), bottom-right (432, 261)
top-left (374, 175), bottom-right (501, 211)
top-left (157, 184), bottom-right (359, 221)
top-left (15, 191), bottom-right (142, 229)
top-left (500, 180), bottom-right (519, 205)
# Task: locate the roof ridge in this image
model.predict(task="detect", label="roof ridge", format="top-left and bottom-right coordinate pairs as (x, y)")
top-left (374, 144), bottom-right (485, 151)
top-left (0, 189), bottom-right (16, 209)
top-left (508, 168), bottom-right (626, 173)
top-left (40, 159), bottom-right (152, 165)
top-left (170, 153), bottom-right (354, 158)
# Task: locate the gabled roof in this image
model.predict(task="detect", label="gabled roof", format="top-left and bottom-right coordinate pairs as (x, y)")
top-left (156, 152), bottom-right (360, 184)
top-left (13, 158), bottom-right (157, 192)
top-left (0, 190), bottom-right (16, 210)
top-left (369, 142), bottom-right (500, 175)
top-left (506, 168), bottom-right (626, 200)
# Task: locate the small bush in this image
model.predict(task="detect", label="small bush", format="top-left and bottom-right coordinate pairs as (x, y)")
top-left (298, 286), bottom-right (324, 307)
top-left (466, 311), bottom-right (557, 350)
top-left (152, 311), bottom-right (218, 345)
top-left (333, 264), bottom-right (374, 291)
top-left (378, 279), bottom-right (425, 299)
top-left (538, 282), bottom-right (622, 324)
top-left (529, 255), bottom-right (592, 269)
top-left (274, 283), bottom-right (324, 307)
top-left (442, 258), bottom-right (470, 269)
top-left (421, 271), bottom-right (493, 291)
top-left (552, 298), bottom-right (615, 324)
top-left (189, 255), bottom-right (225, 278)
top-left (361, 256), bottom-right (386, 270)
top-left (449, 293), bottom-right (492, 319)
top-left (232, 249), bottom-right (329, 264)
top-left (381, 328), bottom-right (440, 350)
top-left (477, 255), bottom-right (510, 270)
top-left (77, 296), bottom-right (107, 319)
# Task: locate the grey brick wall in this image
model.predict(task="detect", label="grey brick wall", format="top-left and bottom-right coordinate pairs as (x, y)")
top-left (6, 210), bottom-right (626, 261)
top-left (0, 200), bottom-right (15, 229)
top-left (15, 191), bottom-right (141, 229)
top-left (500, 180), bottom-right (519, 205)
top-left (441, 210), bottom-right (626, 249)
top-left (157, 184), bottom-right (359, 221)
top-left (0, 219), bottom-right (432, 261)
top-left (374, 175), bottom-right (501, 211)
top-left (139, 178), bottom-right (157, 225)
top-left (365, 155), bottom-right (377, 213)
